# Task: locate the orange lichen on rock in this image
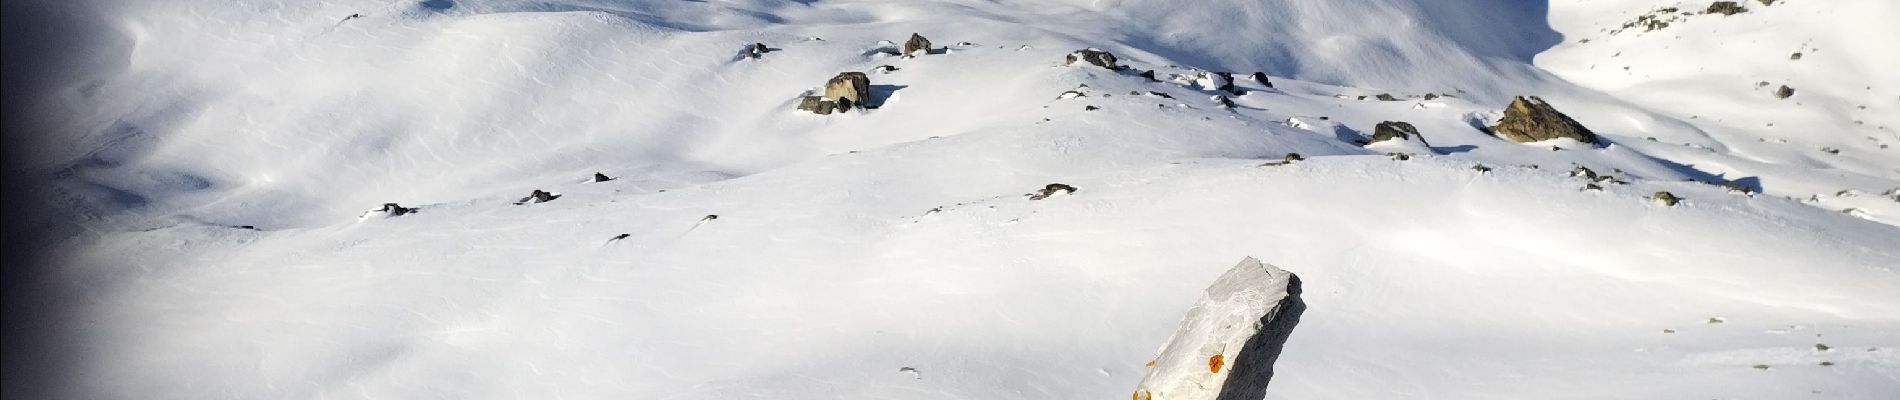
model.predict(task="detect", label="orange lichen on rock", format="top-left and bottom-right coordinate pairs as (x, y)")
top-left (1208, 354), bottom-right (1225, 373)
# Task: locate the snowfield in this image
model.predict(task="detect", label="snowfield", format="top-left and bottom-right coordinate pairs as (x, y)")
top-left (9, 0), bottom-right (1900, 399)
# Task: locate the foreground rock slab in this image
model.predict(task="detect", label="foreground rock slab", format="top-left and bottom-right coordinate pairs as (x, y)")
top-left (1134, 257), bottom-right (1304, 400)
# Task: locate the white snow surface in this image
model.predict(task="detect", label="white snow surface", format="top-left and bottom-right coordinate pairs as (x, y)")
top-left (16, 0), bottom-right (1900, 399)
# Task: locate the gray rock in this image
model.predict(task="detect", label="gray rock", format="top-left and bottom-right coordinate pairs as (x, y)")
top-left (1706, 1), bottom-right (1747, 15)
top-left (1488, 96), bottom-right (1600, 144)
top-left (1774, 85), bottom-right (1795, 99)
top-left (1132, 257), bottom-right (1303, 400)
top-left (825, 72), bottom-right (872, 111)
top-left (1028, 183), bottom-right (1078, 200)
top-left (797, 95), bottom-right (836, 115)
top-left (1369, 121), bottom-right (1426, 144)
top-left (904, 33), bottom-right (932, 55)
top-left (1066, 48), bottom-right (1120, 69)
top-left (1212, 95), bottom-right (1234, 108)
top-left (1652, 191), bottom-right (1681, 206)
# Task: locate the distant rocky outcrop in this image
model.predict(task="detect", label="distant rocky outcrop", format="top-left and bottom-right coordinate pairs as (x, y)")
top-left (1212, 95), bottom-right (1234, 108)
top-left (592, 172), bottom-right (614, 182)
top-left (516, 190), bottom-right (560, 205)
top-left (742, 42), bottom-right (771, 59)
top-left (903, 33), bottom-right (932, 55)
top-left (364, 203), bottom-right (418, 218)
top-left (1652, 191), bottom-right (1682, 206)
top-left (1369, 121), bottom-right (1426, 144)
top-left (1132, 257), bottom-right (1303, 400)
top-left (1066, 48), bottom-right (1120, 69)
top-left (1028, 183), bottom-right (1078, 200)
top-left (1250, 72), bottom-right (1273, 88)
top-left (1706, 1), bottom-right (1747, 15)
top-left (1196, 71), bottom-right (1236, 93)
top-left (1774, 85), bottom-right (1795, 99)
top-left (1489, 96), bottom-right (1600, 144)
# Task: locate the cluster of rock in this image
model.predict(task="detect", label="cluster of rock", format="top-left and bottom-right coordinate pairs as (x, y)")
top-left (1066, 48), bottom-right (1120, 69)
top-left (1705, 1), bottom-right (1748, 15)
top-left (798, 72), bottom-right (873, 115)
top-left (1488, 96), bottom-right (1600, 144)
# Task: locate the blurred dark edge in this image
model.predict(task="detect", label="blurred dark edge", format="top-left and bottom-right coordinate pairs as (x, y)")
top-left (4, 0), bottom-right (119, 398)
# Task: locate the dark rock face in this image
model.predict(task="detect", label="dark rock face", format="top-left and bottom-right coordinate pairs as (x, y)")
top-left (1375, 93), bottom-right (1399, 101)
top-left (1212, 95), bottom-right (1234, 108)
top-left (903, 33), bottom-right (932, 55)
top-left (378, 203), bottom-right (418, 217)
top-left (1250, 72), bottom-right (1273, 88)
top-left (1706, 1), bottom-right (1747, 15)
top-left (1489, 96), bottom-right (1600, 144)
top-left (1066, 48), bottom-right (1120, 69)
top-left (593, 172), bottom-right (614, 182)
top-left (1140, 70), bottom-right (1158, 82)
top-left (825, 72), bottom-right (872, 111)
top-left (1774, 85), bottom-right (1795, 99)
top-left (1028, 183), bottom-right (1078, 200)
top-left (743, 42), bottom-right (770, 59)
top-left (1369, 121), bottom-right (1425, 144)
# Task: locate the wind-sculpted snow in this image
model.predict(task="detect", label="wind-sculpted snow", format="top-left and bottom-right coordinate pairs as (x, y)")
top-left (13, 0), bottom-right (1900, 399)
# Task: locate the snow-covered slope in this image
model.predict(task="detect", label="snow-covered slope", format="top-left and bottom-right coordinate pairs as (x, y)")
top-left (13, 0), bottom-right (1900, 399)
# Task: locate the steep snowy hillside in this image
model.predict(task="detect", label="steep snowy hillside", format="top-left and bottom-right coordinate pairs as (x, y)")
top-left (9, 0), bottom-right (1899, 399)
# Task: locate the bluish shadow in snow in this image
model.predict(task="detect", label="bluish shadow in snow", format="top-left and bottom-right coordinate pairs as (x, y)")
top-left (419, 0), bottom-right (454, 11)
top-left (869, 84), bottom-right (907, 109)
top-left (1431, 144), bottom-right (1478, 154)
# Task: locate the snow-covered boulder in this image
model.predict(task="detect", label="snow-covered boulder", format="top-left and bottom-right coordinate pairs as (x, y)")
top-left (1489, 96), bottom-right (1600, 144)
top-left (1194, 71), bottom-right (1235, 93)
top-left (1134, 257), bottom-right (1303, 400)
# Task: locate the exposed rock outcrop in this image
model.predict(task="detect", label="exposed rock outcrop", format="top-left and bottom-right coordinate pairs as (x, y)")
top-left (1066, 48), bottom-right (1120, 69)
top-left (1652, 191), bottom-right (1681, 206)
top-left (1706, 1), bottom-right (1747, 15)
top-left (1369, 121), bottom-right (1425, 144)
top-left (1212, 95), bottom-right (1234, 108)
top-left (592, 172), bottom-right (614, 182)
top-left (742, 42), bottom-right (770, 59)
top-left (1489, 96), bottom-right (1600, 144)
top-left (1774, 85), bottom-right (1795, 99)
top-left (1028, 183), bottom-right (1078, 200)
top-left (1132, 257), bottom-right (1303, 400)
top-left (903, 33), bottom-right (932, 55)
top-left (1195, 72), bottom-right (1236, 93)
top-left (516, 190), bottom-right (560, 205)
top-left (1250, 72), bottom-right (1273, 88)
top-left (825, 72), bottom-right (873, 111)
top-left (797, 95), bottom-right (837, 115)
top-left (363, 203), bottom-right (419, 219)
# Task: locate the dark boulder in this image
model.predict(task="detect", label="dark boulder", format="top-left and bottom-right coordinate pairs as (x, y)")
top-left (903, 33), bottom-right (932, 55)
